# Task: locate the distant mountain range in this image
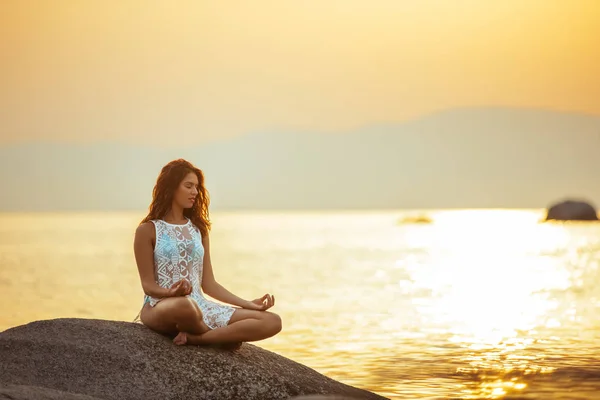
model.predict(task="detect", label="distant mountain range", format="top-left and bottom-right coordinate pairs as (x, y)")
top-left (1, 107), bottom-right (599, 211)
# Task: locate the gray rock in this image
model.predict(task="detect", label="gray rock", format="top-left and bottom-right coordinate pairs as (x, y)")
top-left (544, 199), bottom-right (599, 221)
top-left (0, 319), bottom-right (386, 400)
top-left (0, 384), bottom-right (103, 399)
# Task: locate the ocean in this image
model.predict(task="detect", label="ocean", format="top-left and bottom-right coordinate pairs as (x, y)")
top-left (1, 209), bottom-right (599, 399)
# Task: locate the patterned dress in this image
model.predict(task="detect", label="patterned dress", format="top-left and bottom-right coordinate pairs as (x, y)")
top-left (142, 219), bottom-right (236, 329)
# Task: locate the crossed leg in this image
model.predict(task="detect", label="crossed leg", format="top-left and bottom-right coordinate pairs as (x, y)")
top-left (173, 308), bottom-right (282, 346)
top-left (140, 296), bottom-right (210, 337)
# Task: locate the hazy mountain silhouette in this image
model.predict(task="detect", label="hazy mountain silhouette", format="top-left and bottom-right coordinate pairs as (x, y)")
top-left (1, 107), bottom-right (599, 211)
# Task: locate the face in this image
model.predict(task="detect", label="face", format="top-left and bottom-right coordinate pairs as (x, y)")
top-left (174, 172), bottom-right (199, 209)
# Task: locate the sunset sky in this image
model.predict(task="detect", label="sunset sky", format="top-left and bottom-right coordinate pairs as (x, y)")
top-left (1, 0), bottom-right (599, 146)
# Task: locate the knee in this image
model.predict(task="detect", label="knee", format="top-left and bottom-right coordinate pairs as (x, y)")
top-left (266, 312), bottom-right (282, 334)
top-left (169, 297), bottom-right (202, 320)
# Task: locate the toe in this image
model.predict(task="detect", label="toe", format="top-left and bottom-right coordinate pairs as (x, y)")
top-left (173, 332), bottom-right (187, 345)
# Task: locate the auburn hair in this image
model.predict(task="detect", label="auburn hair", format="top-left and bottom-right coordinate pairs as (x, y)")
top-left (141, 159), bottom-right (211, 237)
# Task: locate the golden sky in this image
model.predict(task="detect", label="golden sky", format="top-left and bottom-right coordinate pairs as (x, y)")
top-left (1, 0), bottom-right (599, 145)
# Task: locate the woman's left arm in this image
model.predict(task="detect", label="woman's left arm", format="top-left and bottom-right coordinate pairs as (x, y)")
top-left (200, 234), bottom-right (254, 308)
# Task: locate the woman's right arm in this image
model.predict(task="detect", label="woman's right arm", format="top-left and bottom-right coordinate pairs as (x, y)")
top-left (134, 222), bottom-right (172, 299)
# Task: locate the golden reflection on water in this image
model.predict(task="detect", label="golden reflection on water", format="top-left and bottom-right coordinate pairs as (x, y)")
top-left (395, 210), bottom-right (598, 399)
top-left (1, 209), bottom-right (600, 399)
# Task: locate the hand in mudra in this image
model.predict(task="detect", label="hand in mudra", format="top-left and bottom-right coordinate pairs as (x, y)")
top-left (245, 294), bottom-right (275, 311)
top-left (168, 279), bottom-right (192, 297)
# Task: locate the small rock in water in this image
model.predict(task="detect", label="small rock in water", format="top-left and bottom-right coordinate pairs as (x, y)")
top-left (544, 199), bottom-right (598, 221)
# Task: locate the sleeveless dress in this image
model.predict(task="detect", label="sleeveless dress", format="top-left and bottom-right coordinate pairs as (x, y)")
top-left (140, 219), bottom-right (236, 330)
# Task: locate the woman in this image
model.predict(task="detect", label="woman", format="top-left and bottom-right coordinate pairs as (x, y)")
top-left (134, 159), bottom-right (282, 346)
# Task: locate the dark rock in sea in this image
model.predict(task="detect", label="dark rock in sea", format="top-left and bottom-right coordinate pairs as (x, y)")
top-left (544, 199), bottom-right (599, 221)
top-left (398, 214), bottom-right (433, 224)
top-left (0, 319), bottom-right (386, 400)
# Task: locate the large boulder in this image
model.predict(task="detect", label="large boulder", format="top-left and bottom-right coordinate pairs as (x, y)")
top-left (0, 384), bottom-right (103, 399)
top-left (0, 319), bottom-right (385, 400)
top-left (544, 199), bottom-right (599, 221)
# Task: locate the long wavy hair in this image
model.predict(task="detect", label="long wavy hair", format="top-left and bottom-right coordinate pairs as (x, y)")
top-left (141, 159), bottom-right (211, 237)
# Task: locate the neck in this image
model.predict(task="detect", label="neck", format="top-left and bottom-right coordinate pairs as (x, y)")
top-left (164, 204), bottom-right (186, 223)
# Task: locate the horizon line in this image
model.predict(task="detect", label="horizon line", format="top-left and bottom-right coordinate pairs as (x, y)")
top-left (0, 206), bottom-right (550, 214)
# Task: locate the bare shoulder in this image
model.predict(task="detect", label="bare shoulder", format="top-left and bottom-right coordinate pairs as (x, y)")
top-left (136, 221), bottom-right (156, 240)
top-left (201, 230), bottom-right (210, 245)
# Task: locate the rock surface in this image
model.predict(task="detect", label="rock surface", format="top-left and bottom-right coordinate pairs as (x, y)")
top-left (544, 199), bottom-right (599, 221)
top-left (0, 319), bottom-right (386, 400)
top-left (0, 384), bottom-right (103, 399)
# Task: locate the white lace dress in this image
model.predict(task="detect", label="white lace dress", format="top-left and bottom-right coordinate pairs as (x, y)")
top-left (141, 219), bottom-right (236, 329)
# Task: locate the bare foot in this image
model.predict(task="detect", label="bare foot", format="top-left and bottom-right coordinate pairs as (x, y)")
top-left (173, 332), bottom-right (188, 346)
top-left (173, 332), bottom-right (208, 346)
top-left (218, 341), bottom-right (242, 351)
